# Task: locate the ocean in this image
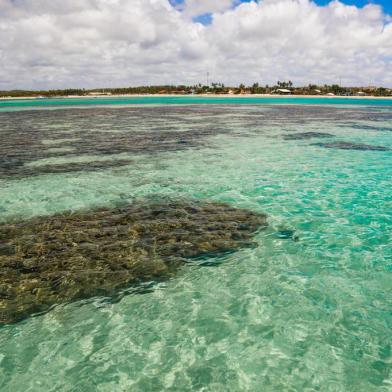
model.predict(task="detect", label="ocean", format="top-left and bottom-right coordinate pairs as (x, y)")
top-left (0, 99), bottom-right (391, 391)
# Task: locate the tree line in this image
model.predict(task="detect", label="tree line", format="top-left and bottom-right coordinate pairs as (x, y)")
top-left (0, 82), bottom-right (390, 97)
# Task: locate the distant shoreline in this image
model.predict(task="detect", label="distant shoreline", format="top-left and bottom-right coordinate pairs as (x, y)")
top-left (1, 94), bottom-right (392, 101)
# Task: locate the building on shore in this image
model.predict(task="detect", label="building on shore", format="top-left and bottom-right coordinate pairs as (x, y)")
top-left (272, 89), bottom-right (292, 95)
top-left (87, 92), bottom-right (112, 96)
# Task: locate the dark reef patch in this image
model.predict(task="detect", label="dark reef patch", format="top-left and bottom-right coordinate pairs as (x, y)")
top-left (22, 159), bottom-right (134, 176)
top-left (1, 105), bottom-right (391, 178)
top-left (313, 141), bottom-right (390, 151)
top-left (346, 124), bottom-right (392, 132)
top-left (276, 229), bottom-right (298, 241)
top-left (0, 200), bottom-right (267, 324)
top-left (283, 132), bottom-right (334, 140)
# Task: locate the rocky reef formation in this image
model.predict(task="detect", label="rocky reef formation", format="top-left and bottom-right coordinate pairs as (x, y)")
top-left (346, 124), bottom-right (392, 132)
top-left (283, 132), bottom-right (334, 140)
top-left (0, 200), bottom-right (267, 324)
top-left (313, 141), bottom-right (390, 151)
top-left (1, 105), bottom-right (391, 179)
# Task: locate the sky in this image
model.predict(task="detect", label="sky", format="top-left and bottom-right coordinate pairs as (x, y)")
top-left (0, 0), bottom-right (391, 90)
top-left (171, 0), bottom-right (392, 22)
top-left (314, 0), bottom-right (391, 14)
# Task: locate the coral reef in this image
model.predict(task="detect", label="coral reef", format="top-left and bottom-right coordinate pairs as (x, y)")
top-left (0, 200), bottom-right (267, 324)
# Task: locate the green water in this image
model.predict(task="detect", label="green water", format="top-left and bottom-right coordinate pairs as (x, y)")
top-left (0, 104), bottom-right (391, 391)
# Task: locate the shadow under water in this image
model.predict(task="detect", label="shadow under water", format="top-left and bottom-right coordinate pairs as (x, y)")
top-left (282, 132), bottom-right (335, 140)
top-left (313, 141), bottom-right (391, 151)
top-left (0, 199), bottom-right (267, 324)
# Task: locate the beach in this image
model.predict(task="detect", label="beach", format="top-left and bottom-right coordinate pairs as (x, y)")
top-left (1, 93), bottom-right (392, 100)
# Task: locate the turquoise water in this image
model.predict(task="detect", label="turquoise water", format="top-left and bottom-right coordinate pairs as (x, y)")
top-left (0, 104), bottom-right (391, 391)
top-left (0, 95), bottom-right (392, 111)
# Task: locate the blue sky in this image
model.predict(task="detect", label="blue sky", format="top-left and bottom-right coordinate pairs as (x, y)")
top-left (1, 0), bottom-right (391, 89)
top-left (315, 0), bottom-right (391, 13)
top-left (170, 0), bottom-right (391, 23)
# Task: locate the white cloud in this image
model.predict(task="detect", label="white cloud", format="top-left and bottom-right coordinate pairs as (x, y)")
top-left (178, 0), bottom-right (233, 18)
top-left (0, 0), bottom-right (391, 89)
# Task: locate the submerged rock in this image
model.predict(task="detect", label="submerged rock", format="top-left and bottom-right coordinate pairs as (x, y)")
top-left (0, 200), bottom-right (267, 324)
top-left (347, 124), bottom-right (392, 132)
top-left (276, 229), bottom-right (298, 241)
top-left (313, 141), bottom-right (390, 151)
top-left (283, 132), bottom-right (334, 140)
top-left (1, 105), bottom-right (391, 179)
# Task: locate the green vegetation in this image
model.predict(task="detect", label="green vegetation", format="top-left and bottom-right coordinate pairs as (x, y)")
top-left (0, 82), bottom-right (390, 97)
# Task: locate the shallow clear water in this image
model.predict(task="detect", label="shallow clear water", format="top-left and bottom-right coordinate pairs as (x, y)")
top-left (0, 104), bottom-right (391, 391)
top-left (1, 95), bottom-right (392, 111)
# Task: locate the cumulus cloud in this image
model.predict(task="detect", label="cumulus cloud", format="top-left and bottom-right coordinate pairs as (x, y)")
top-left (177, 0), bottom-right (233, 18)
top-left (0, 0), bottom-right (391, 89)
top-left (207, 0), bottom-right (392, 86)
